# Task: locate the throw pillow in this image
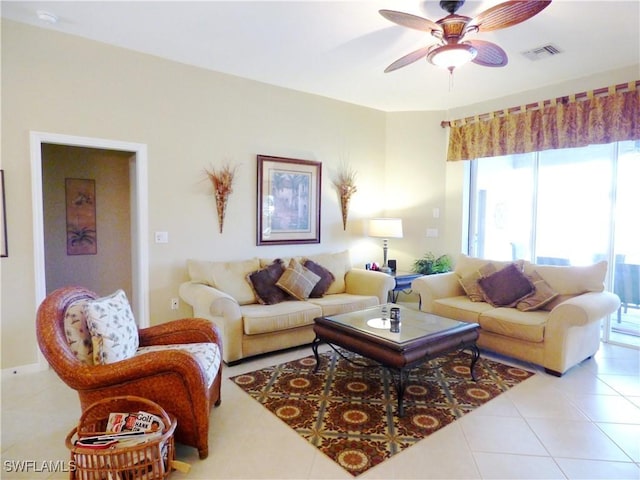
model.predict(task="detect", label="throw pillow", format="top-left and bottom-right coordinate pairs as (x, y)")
top-left (458, 263), bottom-right (497, 302)
top-left (478, 263), bottom-right (535, 307)
top-left (540, 293), bottom-right (576, 311)
top-left (304, 251), bottom-right (350, 294)
top-left (276, 259), bottom-right (321, 301)
top-left (303, 259), bottom-right (336, 298)
top-left (84, 289), bottom-right (139, 365)
top-left (516, 271), bottom-right (559, 311)
top-left (246, 259), bottom-right (288, 305)
top-left (63, 300), bottom-right (93, 365)
top-left (459, 271), bottom-right (484, 301)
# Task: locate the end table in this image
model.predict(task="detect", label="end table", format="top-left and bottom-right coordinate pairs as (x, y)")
top-left (389, 271), bottom-right (422, 303)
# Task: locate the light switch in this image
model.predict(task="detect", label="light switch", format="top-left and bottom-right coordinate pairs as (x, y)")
top-left (433, 208), bottom-right (440, 219)
top-left (154, 231), bottom-right (169, 243)
top-left (426, 228), bottom-right (439, 238)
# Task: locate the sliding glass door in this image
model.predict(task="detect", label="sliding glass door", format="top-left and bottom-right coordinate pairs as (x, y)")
top-left (469, 140), bottom-right (640, 347)
top-left (469, 154), bottom-right (534, 261)
top-left (610, 142), bottom-right (640, 346)
top-left (535, 144), bottom-right (612, 267)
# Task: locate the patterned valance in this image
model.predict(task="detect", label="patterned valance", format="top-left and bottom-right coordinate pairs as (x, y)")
top-left (445, 81), bottom-right (640, 161)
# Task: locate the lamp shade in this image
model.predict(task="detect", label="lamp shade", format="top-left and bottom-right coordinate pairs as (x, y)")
top-left (427, 43), bottom-right (478, 69)
top-left (368, 218), bottom-right (403, 239)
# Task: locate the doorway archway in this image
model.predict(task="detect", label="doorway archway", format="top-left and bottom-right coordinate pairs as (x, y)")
top-left (30, 132), bottom-right (149, 367)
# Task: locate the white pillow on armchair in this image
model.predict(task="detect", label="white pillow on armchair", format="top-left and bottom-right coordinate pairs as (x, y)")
top-left (63, 300), bottom-right (94, 365)
top-left (84, 289), bottom-right (139, 364)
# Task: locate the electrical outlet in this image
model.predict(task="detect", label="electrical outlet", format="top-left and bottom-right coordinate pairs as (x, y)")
top-left (170, 298), bottom-right (179, 310)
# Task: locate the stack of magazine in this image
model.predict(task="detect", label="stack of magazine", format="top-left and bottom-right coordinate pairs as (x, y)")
top-left (75, 410), bottom-right (165, 449)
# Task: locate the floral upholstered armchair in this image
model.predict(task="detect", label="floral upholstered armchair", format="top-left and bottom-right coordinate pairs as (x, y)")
top-left (36, 286), bottom-right (223, 459)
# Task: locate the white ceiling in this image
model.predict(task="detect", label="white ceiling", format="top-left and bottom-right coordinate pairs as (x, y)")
top-left (2, 1), bottom-right (639, 112)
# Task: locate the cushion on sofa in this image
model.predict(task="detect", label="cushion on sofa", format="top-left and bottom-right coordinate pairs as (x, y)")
top-left (459, 271), bottom-right (483, 301)
top-left (478, 308), bottom-right (548, 343)
top-left (478, 263), bottom-right (535, 307)
top-left (540, 294), bottom-right (579, 311)
top-left (517, 271), bottom-right (559, 311)
top-left (307, 293), bottom-right (378, 317)
top-left (304, 251), bottom-right (350, 295)
top-left (259, 256), bottom-right (298, 268)
top-left (276, 258), bottom-right (321, 300)
top-left (454, 254), bottom-right (522, 279)
top-left (433, 296), bottom-right (493, 323)
top-left (303, 259), bottom-right (335, 298)
top-left (524, 261), bottom-right (607, 296)
top-left (247, 259), bottom-right (289, 305)
top-left (459, 263), bottom-right (497, 302)
top-left (240, 301), bottom-right (322, 335)
top-left (187, 258), bottom-right (260, 305)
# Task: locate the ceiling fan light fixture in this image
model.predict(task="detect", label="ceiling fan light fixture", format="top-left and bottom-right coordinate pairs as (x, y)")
top-left (381, 1), bottom-right (549, 75)
top-left (427, 43), bottom-right (477, 69)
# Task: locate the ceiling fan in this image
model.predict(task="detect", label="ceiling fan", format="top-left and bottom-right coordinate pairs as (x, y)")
top-left (380, 0), bottom-right (551, 74)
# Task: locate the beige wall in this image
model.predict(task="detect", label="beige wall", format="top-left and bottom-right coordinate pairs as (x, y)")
top-left (1, 20), bottom-right (393, 369)
top-left (1, 19), bottom-right (637, 370)
top-left (383, 111), bottom-right (450, 271)
top-left (42, 145), bottom-right (133, 299)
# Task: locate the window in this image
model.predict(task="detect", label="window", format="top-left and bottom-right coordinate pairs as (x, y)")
top-left (469, 141), bottom-right (638, 266)
top-left (469, 140), bottom-right (640, 345)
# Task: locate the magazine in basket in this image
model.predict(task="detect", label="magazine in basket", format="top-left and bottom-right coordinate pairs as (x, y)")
top-left (106, 410), bottom-right (165, 433)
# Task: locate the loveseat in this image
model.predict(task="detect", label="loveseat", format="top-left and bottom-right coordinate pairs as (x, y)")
top-left (179, 251), bottom-right (395, 364)
top-left (411, 254), bottom-right (620, 376)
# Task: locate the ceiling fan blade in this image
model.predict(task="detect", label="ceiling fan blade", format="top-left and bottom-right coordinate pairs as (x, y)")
top-left (468, 40), bottom-right (508, 67)
top-left (471, 0), bottom-right (552, 32)
top-left (384, 45), bottom-right (432, 73)
top-left (379, 10), bottom-right (443, 34)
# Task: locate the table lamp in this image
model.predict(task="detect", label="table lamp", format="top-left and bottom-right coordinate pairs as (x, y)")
top-left (368, 218), bottom-right (403, 274)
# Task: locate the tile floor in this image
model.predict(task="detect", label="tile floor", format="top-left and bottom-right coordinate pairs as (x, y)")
top-left (1, 342), bottom-right (639, 479)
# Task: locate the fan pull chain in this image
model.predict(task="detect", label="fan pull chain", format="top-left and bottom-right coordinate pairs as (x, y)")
top-left (448, 67), bottom-right (455, 92)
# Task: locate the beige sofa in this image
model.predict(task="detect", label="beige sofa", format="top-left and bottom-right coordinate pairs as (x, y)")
top-left (180, 251), bottom-right (395, 364)
top-left (411, 254), bottom-right (620, 376)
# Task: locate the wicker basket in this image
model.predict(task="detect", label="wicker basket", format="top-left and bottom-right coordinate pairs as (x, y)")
top-left (65, 396), bottom-right (177, 480)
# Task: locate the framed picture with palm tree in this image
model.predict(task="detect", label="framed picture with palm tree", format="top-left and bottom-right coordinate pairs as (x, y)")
top-left (65, 178), bottom-right (97, 255)
top-left (257, 155), bottom-right (321, 245)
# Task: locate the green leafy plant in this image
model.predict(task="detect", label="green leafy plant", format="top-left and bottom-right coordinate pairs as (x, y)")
top-left (67, 226), bottom-right (96, 246)
top-left (412, 252), bottom-right (452, 275)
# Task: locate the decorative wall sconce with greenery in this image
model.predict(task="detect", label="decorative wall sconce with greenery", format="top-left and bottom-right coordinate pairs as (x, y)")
top-left (333, 163), bottom-right (357, 231)
top-left (412, 252), bottom-right (452, 275)
top-left (205, 163), bottom-right (237, 234)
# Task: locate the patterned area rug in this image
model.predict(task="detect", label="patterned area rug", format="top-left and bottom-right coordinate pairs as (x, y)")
top-left (230, 349), bottom-right (534, 476)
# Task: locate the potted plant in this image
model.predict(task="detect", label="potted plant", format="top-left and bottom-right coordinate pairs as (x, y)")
top-left (412, 252), bottom-right (452, 275)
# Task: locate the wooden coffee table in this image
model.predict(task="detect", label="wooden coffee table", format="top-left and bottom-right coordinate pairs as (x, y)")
top-left (312, 304), bottom-right (480, 416)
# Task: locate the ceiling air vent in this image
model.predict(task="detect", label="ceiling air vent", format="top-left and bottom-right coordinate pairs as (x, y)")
top-left (522, 44), bottom-right (562, 61)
